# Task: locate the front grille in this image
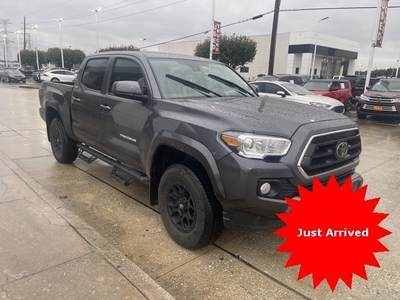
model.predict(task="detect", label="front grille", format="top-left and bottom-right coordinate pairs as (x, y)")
top-left (366, 97), bottom-right (395, 103)
top-left (299, 129), bottom-right (361, 177)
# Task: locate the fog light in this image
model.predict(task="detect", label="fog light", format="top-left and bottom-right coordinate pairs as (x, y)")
top-left (260, 182), bottom-right (271, 195)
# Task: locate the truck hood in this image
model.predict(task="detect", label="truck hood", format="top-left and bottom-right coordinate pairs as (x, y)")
top-left (162, 96), bottom-right (352, 138)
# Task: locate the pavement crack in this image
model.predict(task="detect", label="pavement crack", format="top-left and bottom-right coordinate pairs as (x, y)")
top-left (213, 244), bottom-right (312, 300)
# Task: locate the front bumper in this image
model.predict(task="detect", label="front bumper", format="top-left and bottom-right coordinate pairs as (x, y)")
top-left (358, 100), bottom-right (400, 117)
top-left (216, 152), bottom-right (363, 231)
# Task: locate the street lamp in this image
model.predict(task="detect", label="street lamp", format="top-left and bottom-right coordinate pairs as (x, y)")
top-left (56, 18), bottom-right (65, 68)
top-left (32, 25), bottom-right (39, 70)
top-left (310, 16), bottom-right (329, 78)
top-left (16, 31), bottom-right (22, 67)
top-left (91, 7), bottom-right (102, 52)
top-left (2, 34), bottom-right (7, 67)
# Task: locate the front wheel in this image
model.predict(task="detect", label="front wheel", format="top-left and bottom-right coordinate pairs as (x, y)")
top-left (51, 78), bottom-right (60, 82)
top-left (158, 164), bottom-right (223, 249)
top-left (49, 118), bottom-right (78, 163)
top-left (345, 99), bottom-right (352, 111)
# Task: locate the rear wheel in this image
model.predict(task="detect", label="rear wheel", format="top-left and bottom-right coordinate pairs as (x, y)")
top-left (49, 118), bottom-right (78, 163)
top-left (51, 78), bottom-right (60, 82)
top-left (158, 163), bottom-right (223, 249)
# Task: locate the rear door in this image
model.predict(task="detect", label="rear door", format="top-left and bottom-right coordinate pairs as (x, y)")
top-left (71, 57), bottom-right (110, 149)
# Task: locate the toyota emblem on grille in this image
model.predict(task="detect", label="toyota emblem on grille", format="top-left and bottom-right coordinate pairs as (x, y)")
top-left (335, 141), bottom-right (349, 159)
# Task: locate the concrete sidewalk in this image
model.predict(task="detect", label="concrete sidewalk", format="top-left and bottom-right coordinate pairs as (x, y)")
top-left (0, 150), bottom-right (174, 299)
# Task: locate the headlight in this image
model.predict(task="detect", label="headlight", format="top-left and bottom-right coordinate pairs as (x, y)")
top-left (310, 102), bottom-right (330, 109)
top-left (221, 132), bottom-right (291, 159)
top-left (360, 94), bottom-right (369, 101)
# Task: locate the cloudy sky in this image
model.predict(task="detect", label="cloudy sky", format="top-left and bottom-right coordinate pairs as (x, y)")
top-left (2, 0), bottom-right (400, 71)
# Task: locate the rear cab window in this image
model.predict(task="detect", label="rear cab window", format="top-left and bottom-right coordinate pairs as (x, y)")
top-left (81, 58), bottom-right (109, 92)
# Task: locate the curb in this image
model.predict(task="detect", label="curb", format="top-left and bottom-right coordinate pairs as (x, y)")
top-left (0, 151), bottom-right (175, 300)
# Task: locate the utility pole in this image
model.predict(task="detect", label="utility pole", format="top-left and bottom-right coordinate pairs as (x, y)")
top-left (268, 0), bottom-right (281, 75)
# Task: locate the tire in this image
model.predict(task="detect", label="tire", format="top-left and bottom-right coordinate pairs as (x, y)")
top-left (158, 163), bottom-right (223, 249)
top-left (49, 118), bottom-right (78, 163)
top-left (356, 111), bottom-right (367, 119)
top-left (345, 99), bottom-right (352, 111)
top-left (51, 78), bottom-right (60, 82)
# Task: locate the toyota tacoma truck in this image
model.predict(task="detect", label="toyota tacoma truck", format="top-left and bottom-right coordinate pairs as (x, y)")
top-left (39, 51), bottom-right (363, 249)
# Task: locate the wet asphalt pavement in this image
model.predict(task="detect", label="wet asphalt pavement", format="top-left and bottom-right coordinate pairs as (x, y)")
top-left (0, 81), bottom-right (399, 300)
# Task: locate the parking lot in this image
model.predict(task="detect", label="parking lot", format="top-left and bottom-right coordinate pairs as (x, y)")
top-left (0, 81), bottom-right (399, 300)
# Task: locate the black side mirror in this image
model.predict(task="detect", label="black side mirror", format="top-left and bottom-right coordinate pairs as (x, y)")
top-left (111, 80), bottom-right (148, 101)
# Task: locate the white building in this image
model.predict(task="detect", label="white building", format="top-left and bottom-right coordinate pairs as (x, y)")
top-left (159, 31), bottom-right (359, 80)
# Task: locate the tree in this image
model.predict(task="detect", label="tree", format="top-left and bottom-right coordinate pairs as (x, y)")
top-left (19, 49), bottom-right (47, 69)
top-left (194, 34), bottom-right (257, 70)
top-left (45, 47), bottom-right (85, 69)
top-left (99, 44), bottom-right (140, 52)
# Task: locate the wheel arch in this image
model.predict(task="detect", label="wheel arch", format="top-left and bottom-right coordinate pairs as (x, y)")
top-left (147, 134), bottom-right (226, 206)
top-left (45, 103), bottom-right (76, 142)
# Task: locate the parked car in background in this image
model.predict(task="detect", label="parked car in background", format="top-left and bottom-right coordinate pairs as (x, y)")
top-left (19, 66), bottom-right (35, 77)
top-left (300, 74), bottom-right (320, 84)
top-left (0, 67), bottom-right (26, 83)
top-left (33, 67), bottom-right (69, 82)
top-left (256, 74), bottom-right (304, 85)
top-left (41, 69), bottom-right (76, 83)
top-left (343, 75), bottom-right (380, 102)
top-left (304, 79), bottom-right (353, 111)
top-left (357, 78), bottom-right (400, 119)
top-left (250, 80), bottom-right (345, 113)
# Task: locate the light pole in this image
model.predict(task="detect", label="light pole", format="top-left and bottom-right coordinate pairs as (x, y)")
top-left (396, 54), bottom-right (400, 78)
top-left (32, 25), bottom-right (39, 70)
top-left (209, 0), bottom-right (215, 60)
top-left (2, 34), bottom-right (7, 67)
top-left (91, 7), bottom-right (102, 52)
top-left (358, 64), bottom-right (362, 75)
top-left (56, 18), bottom-right (65, 68)
top-left (140, 38), bottom-right (146, 48)
top-left (310, 16), bottom-right (329, 78)
top-left (16, 31), bottom-right (22, 67)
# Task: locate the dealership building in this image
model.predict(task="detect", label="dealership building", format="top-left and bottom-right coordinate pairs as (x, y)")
top-left (159, 31), bottom-right (359, 80)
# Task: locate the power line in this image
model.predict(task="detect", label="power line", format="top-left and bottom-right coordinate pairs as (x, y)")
top-left (140, 5), bottom-right (400, 50)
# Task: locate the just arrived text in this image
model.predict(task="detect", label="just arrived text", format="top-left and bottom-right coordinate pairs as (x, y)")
top-left (297, 228), bottom-right (369, 237)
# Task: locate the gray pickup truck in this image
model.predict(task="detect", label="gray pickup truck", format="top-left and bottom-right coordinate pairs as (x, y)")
top-left (39, 51), bottom-right (363, 249)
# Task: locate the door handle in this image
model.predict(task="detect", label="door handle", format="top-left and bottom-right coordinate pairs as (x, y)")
top-left (72, 97), bottom-right (81, 103)
top-left (100, 104), bottom-right (111, 112)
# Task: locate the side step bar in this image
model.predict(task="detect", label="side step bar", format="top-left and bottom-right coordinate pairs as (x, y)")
top-left (77, 143), bottom-right (149, 186)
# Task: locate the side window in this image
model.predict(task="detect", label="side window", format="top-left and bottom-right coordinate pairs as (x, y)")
top-left (108, 58), bottom-right (144, 93)
top-left (81, 58), bottom-right (109, 91)
top-left (254, 83), bottom-right (266, 93)
top-left (265, 83), bottom-right (285, 94)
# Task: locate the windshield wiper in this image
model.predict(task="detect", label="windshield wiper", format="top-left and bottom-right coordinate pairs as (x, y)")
top-left (165, 74), bottom-right (221, 97)
top-left (207, 74), bottom-right (255, 97)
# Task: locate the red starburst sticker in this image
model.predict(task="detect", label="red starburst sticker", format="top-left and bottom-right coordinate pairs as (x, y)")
top-left (275, 175), bottom-right (391, 291)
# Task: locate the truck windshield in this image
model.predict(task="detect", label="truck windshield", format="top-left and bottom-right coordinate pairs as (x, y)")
top-left (148, 58), bottom-right (257, 99)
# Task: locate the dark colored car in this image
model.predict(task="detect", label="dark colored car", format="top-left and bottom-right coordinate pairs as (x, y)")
top-left (0, 68), bottom-right (26, 83)
top-left (256, 74), bottom-right (304, 86)
top-left (343, 75), bottom-right (379, 102)
top-left (357, 78), bottom-right (400, 119)
top-left (304, 79), bottom-right (353, 111)
top-left (19, 66), bottom-right (35, 77)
